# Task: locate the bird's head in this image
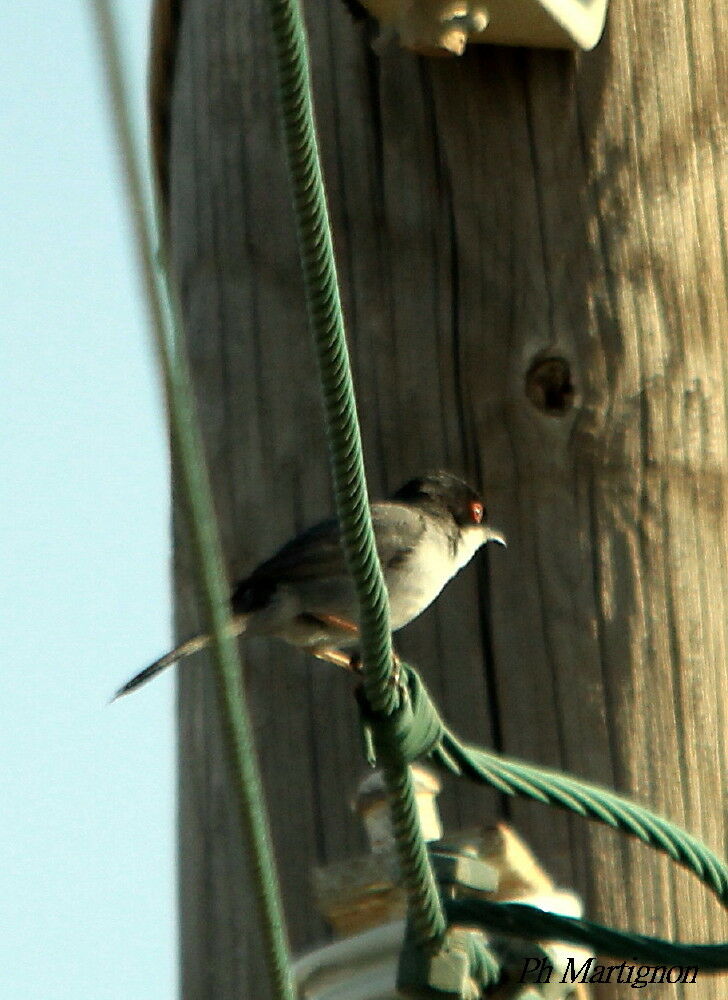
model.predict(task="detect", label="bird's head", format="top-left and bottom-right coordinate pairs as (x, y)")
top-left (391, 471), bottom-right (506, 546)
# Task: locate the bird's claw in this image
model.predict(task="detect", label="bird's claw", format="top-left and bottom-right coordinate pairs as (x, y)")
top-left (348, 650), bottom-right (405, 699)
top-left (389, 651), bottom-right (403, 692)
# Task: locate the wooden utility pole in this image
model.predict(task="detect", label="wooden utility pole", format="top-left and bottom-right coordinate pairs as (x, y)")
top-left (151, 0), bottom-right (728, 997)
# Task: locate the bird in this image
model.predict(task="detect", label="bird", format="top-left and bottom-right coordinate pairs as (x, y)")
top-left (113, 471), bottom-right (505, 700)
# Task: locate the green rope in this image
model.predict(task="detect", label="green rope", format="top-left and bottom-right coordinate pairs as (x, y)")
top-left (262, 0), bottom-right (447, 948)
top-left (89, 4), bottom-right (295, 998)
top-left (436, 733), bottom-right (728, 902)
top-left (262, 0), bottom-right (394, 714)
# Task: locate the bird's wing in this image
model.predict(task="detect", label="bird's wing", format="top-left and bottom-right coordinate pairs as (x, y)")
top-left (246, 517), bottom-right (345, 583)
top-left (231, 503), bottom-right (426, 612)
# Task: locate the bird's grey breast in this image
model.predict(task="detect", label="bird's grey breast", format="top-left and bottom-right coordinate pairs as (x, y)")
top-left (375, 503), bottom-right (458, 629)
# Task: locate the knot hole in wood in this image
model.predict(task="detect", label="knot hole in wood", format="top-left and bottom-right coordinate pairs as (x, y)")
top-left (525, 355), bottom-right (575, 416)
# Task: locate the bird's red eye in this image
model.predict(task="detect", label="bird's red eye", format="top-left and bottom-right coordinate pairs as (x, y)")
top-left (469, 501), bottom-right (484, 524)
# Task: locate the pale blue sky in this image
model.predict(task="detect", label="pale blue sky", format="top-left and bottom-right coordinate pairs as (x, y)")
top-left (1, 4), bottom-right (176, 998)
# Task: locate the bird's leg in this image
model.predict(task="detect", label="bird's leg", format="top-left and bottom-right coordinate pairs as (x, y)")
top-left (309, 614), bottom-right (403, 692)
top-left (307, 614), bottom-right (361, 673)
top-left (311, 646), bottom-right (359, 672)
top-left (315, 613), bottom-right (359, 636)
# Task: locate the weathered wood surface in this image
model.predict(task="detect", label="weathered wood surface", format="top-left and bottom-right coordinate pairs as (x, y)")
top-left (156, 0), bottom-right (728, 996)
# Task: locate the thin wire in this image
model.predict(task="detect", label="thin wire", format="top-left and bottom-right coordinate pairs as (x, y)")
top-left (88, 4), bottom-right (295, 998)
top-left (261, 0), bottom-right (447, 947)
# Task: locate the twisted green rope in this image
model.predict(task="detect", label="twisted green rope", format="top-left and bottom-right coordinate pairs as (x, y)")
top-left (437, 733), bottom-right (728, 903)
top-left (263, 0), bottom-right (394, 712)
top-left (263, 0), bottom-right (447, 948)
top-left (89, 4), bottom-right (295, 998)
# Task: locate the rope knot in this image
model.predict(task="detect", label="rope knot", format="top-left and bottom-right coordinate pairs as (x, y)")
top-left (357, 663), bottom-right (445, 767)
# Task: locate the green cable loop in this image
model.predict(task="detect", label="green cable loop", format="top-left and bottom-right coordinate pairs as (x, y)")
top-left (89, 4), bottom-right (295, 999)
top-left (435, 733), bottom-right (728, 905)
top-left (358, 661), bottom-right (728, 967)
top-left (446, 899), bottom-right (728, 971)
top-left (262, 0), bottom-right (447, 947)
top-left (361, 662), bottom-right (728, 908)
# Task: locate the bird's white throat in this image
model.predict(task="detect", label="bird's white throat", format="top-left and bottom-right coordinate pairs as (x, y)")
top-left (453, 524), bottom-right (490, 574)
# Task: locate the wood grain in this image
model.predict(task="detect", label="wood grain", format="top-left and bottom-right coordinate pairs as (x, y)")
top-left (156, 0), bottom-right (728, 996)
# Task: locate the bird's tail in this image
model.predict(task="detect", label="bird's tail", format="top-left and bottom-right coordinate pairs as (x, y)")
top-left (112, 614), bottom-right (248, 701)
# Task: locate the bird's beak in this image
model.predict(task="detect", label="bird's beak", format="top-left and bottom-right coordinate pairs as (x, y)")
top-left (484, 525), bottom-right (507, 548)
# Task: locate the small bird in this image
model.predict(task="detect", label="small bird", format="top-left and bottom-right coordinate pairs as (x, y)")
top-left (113, 472), bottom-right (505, 699)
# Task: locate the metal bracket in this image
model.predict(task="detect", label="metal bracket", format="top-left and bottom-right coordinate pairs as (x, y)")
top-left (356, 0), bottom-right (609, 55)
top-left (429, 850), bottom-right (499, 895)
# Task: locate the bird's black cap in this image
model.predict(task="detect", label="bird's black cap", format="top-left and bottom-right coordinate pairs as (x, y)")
top-left (390, 472), bottom-right (485, 527)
